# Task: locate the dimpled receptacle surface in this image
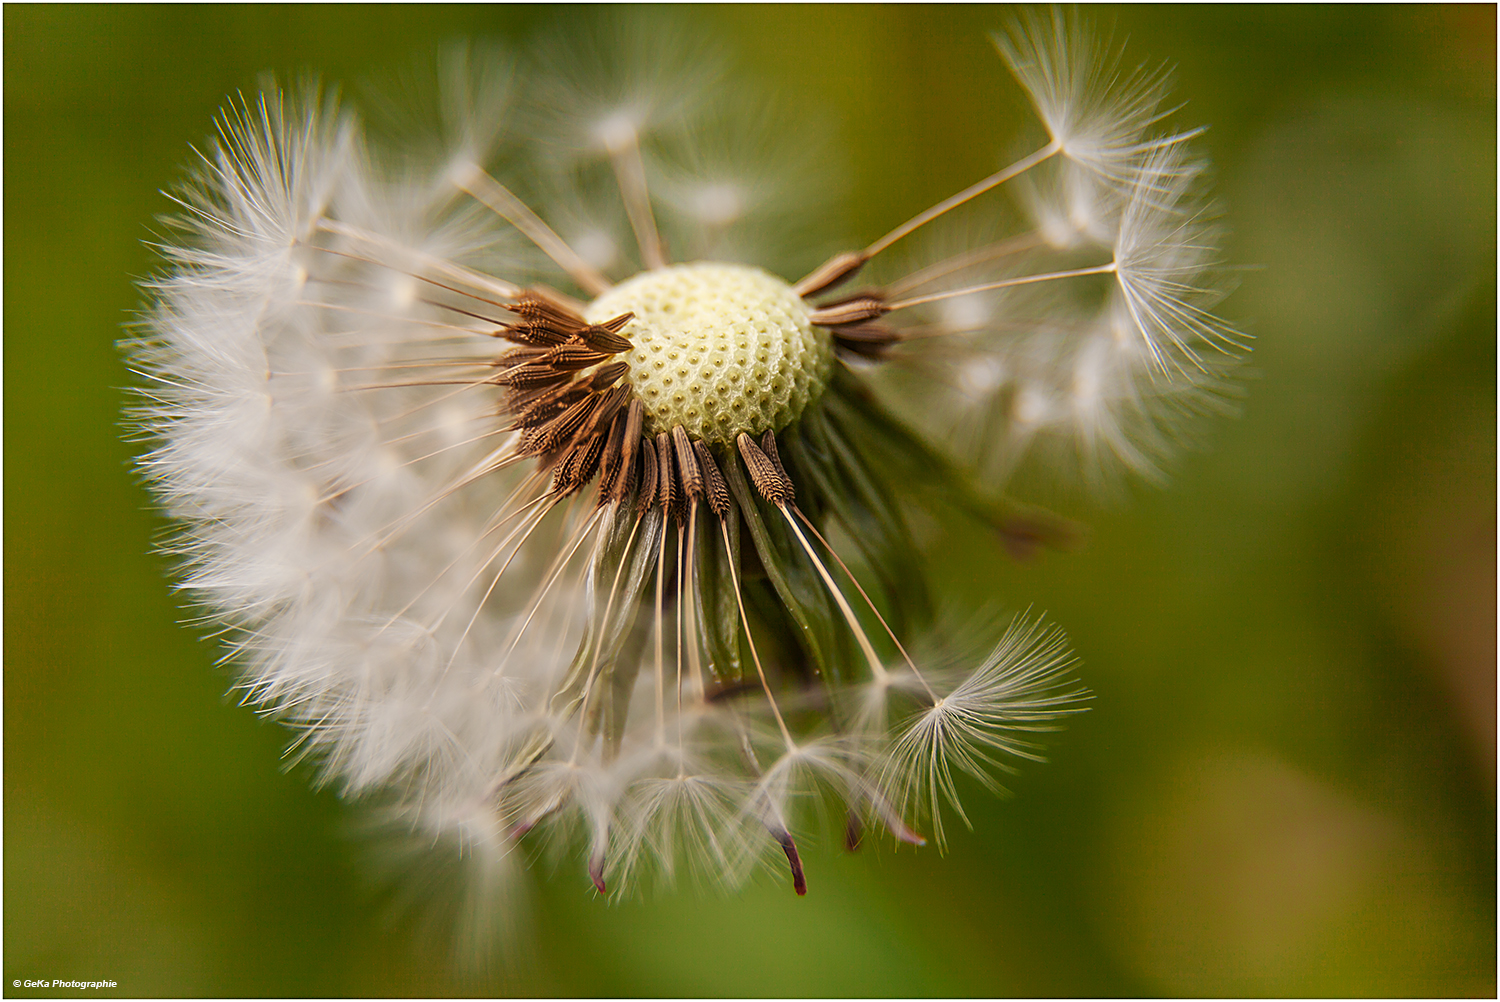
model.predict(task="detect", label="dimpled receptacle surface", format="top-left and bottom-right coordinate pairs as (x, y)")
top-left (585, 263), bottom-right (833, 445)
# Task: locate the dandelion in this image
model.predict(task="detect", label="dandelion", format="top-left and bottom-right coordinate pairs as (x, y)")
top-left (128, 9), bottom-right (1238, 920)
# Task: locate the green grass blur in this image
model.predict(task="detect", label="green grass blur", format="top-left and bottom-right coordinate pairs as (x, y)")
top-left (5, 5), bottom-right (1494, 997)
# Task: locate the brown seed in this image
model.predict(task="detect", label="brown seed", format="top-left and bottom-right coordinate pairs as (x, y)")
top-left (832, 320), bottom-right (901, 359)
top-left (506, 291), bottom-right (588, 333)
top-left (595, 409), bottom-right (629, 506)
top-left (494, 345), bottom-right (548, 367)
top-left (654, 433), bottom-right (678, 512)
top-left (523, 392), bottom-right (599, 455)
top-left (505, 376), bottom-right (578, 416)
top-left (829, 319), bottom-right (901, 344)
top-left (770, 826), bottom-right (808, 897)
top-left (808, 295), bottom-right (889, 327)
top-left (578, 322), bottom-right (633, 354)
top-left (553, 429), bottom-right (606, 495)
top-left (588, 361), bottom-right (630, 390)
top-left (598, 312), bottom-right (633, 334)
top-left (618, 399), bottom-right (644, 501)
top-left (583, 386), bottom-right (629, 441)
top-left (638, 435), bottom-right (659, 512)
top-left (493, 361), bottom-right (573, 389)
top-left (543, 343), bottom-right (614, 372)
top-left (693, 440), bottom-right (732, 519)
top-left (672, 425), bottom-right (703, 501)
top-left (512, 383), bottom-right (587, 430)
top-left (737, 432), bottom-right (792, 505)
top-left (793, 250), bottom-right (867, 298)
top-left (759, 430), bottom-right (794, 503)
top-left (498, 320), bottom-right (570, 347)
top-left (527, 284), bottom-right (590, 319)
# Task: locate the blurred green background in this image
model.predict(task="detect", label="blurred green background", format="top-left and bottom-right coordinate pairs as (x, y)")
top-left (6, 5), bottom-right (1494, 997)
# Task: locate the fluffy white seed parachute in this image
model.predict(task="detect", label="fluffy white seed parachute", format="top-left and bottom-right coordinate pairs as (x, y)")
top-left (128, 13), bottom-right (1237, 948)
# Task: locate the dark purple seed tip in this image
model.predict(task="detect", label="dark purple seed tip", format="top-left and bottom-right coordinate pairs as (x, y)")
top-left (773, 827), bottom-right (807, 897)
top-left (589, 856), bottom-right (607, 895)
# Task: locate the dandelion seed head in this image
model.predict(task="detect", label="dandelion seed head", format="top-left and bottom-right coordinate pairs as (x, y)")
top-left (127, 7), bottom-right (1240, 942)
top-left (589, 262), bottom-right (833, 443)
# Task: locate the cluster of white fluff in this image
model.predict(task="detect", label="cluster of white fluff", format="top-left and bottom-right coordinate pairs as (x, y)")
top-left (874, 8), bottom-right (1242, 489)
top-left (135, 92), bottom-right (545, 799)
top-left (129, 10), bottom-right (1237, 943)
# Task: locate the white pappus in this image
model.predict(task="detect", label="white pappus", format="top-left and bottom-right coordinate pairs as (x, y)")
top-left (127, 8), bottom-right (1240, 941)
